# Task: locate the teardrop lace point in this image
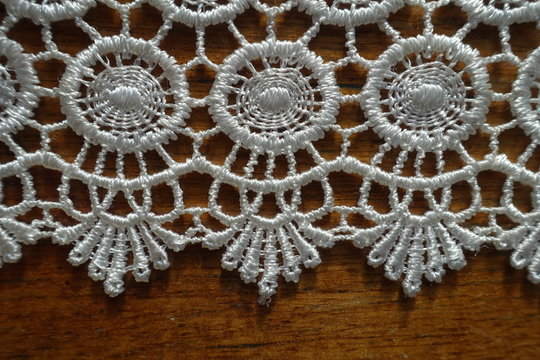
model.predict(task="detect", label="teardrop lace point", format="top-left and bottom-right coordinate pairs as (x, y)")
top-left (205, 218), bottom-right (332, 305)
top-left (355, 220), bottom-right (484, 297)
top-left (53, 219), bottom-right (189, 297)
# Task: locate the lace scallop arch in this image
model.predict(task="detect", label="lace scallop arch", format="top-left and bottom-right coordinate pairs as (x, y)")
top-left (0, 0), bottom-right (539, 304)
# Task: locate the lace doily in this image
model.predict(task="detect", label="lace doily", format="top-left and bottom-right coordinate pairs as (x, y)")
top-left (0, 0), bottom-right (539, 305)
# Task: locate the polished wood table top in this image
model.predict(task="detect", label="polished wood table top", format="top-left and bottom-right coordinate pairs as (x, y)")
top-left (1, 3), bottom-right (539, 359)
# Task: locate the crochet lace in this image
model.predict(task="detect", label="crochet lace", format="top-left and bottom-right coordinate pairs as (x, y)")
top-left (0, 0), bottom-right (539, 304)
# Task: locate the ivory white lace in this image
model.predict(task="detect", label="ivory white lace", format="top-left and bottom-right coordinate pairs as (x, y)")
top-left (0, 0), bottom-right (539, 304)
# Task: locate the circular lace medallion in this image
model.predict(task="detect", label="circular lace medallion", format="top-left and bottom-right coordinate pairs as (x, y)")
top-left (208, 40), bottom-right (340, 155)
top-left (2, 0), bottom-right (96, 24)
top-left (0, 38), bottom-right (38, 135)
top-left (361, 35), bottom-right (491, 151)
top-left (456, 0), bottom-right (540, 25)
top-left (512, 46), bottom-right (540, 141)
top-left (149, 0), bottom-right (249, 27)
top-left (59, 36), bottom-right (191, 154)
top-left (298, 0), bottom-right (404, 26)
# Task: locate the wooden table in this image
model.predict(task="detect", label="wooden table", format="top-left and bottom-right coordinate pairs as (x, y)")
top-left (1, 3), bottom-right (539, 359)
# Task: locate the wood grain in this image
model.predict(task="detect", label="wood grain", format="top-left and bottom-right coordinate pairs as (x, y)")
top-left (1, 3), bottom-right (539, 359)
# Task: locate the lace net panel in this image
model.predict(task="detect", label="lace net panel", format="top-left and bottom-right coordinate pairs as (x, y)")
top-left (0, 0), bottom-right (539, 304)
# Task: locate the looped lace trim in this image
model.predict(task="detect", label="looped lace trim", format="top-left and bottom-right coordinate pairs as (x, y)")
top-left (0, 0), bottom-right (539, 305)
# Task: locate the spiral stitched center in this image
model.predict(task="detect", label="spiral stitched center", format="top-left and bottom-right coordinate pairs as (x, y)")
top-left (410, 83), bottom-right (446, 112)
top-left (108, 85), bottom-right (143, 111)
top-left (258, 87), bottom-right (291, 113)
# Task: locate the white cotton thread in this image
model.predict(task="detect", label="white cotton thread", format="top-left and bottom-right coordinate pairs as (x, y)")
top-left (149, 0), bottom-right (249, 28)
top-left (0, 0), bottom-right (538, 304)
top-left (361, 34), bottom-right (491, 152)
top-left (59, 35), bottom-right (192, 154)
top-left (409, 83), bottom-right (446, 112)
top-left (208, 39), bottom-right (340, 155)
top-left (298, 0), bottom-right (405, 27)
top-left (2, 0), bottom-right (96, 24)
top-left (0, 38), bottom-right (39, 135)
top-left (455, 0), bottom-right (540, 26)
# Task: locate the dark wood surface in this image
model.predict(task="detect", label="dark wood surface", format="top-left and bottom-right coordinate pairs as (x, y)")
top-left (1, 3), bottom-right (539, 359)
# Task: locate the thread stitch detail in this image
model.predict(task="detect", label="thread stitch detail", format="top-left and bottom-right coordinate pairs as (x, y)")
top-left (0, 0), bottom-right (539, 304)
